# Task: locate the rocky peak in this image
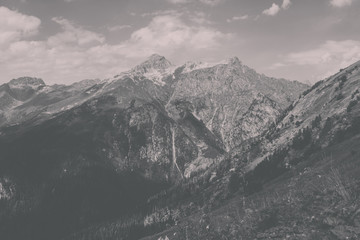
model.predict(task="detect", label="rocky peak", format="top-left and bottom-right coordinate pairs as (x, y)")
top-left (129, 54), bottom-right (174, 86)
top-left (133, 54), bottom-right (173, 74)
top-left (5, 77), bottom-right (45, 102)
top-left (9, 77), bottom-right (45, 89)
top-left (226, 56), bottom-right (242, 67)
top-left (222, 57), bottom-right (249, 76)
top-left (148, 54), bottom-right (172, 65)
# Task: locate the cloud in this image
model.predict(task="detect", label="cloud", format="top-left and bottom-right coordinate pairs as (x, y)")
top-left (227, 15), bottom-right (248, 23)
top-left (330, 0), bottom-right (353, 7)
top-left (107, 25), bottom-right (132, 32)
top-left (0, 6), bottom-right (41, 47)
top-left (141, 10), bottom-right (212, 24)
top-left (198, 0), bottom-right (225, 6)
top-left (287, 40), bottom-right (360, 66)
top-left (141, 9), bottom-right (181, 18)
top-left (0, 7), bottom-right (233, 84)
top-left (270, 40), bottom-right (360, 80)
top-left (268, 62), bottom-right (287, 70)
top-left (48, 17), bottom-right (105, 47)
top-left (262, 0), bottom-right (291, 17)
top-left (166, 0), bottom-right (189, 3)
top-left (282, 0), bottom-right (292, 9)
top-left (121, 15), bottom-right (232, 58)
top-left (165, 0), bottom-right (225, 5)
top-left (263, 3), bottom-right (281, 16)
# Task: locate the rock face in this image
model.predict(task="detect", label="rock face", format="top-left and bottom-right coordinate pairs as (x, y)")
top-left (166, 57), bottom-right (306, 150)
top-left (132, 54), bottom-right (173, 75)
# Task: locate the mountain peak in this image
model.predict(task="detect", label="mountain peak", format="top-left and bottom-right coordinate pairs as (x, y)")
top-left (133, 54), bottom-right (173, 73)
top-left (226, 56), bottom-right (242, 66)
top-left (127, 55), bottom-right (174, 85)
top-left (9, 77), bottom-right (45, 88)
top-left (148, 54), bottom-right (167, 62)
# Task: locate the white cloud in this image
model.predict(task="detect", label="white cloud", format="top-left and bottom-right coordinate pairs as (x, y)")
top-left (227, 15), bottom-right (248, 23)
top-left (287, 40), bottom-right (360, 66)
top-left (270, 40), bottom-right (360, 80)
top-left (282, 0), bottom-right (292, 9)
top-left (141, 10), bottom-right (211, 25)
top-left (198, 0), bottom-right (225, 6)
top-left (189, 11), bottom-right (213, 24)
top-left (262, 0), bottom-right (291, 17)
top-left (48, 17), bottom-right (105, 47)
top-left (121, 15), bottom-right (232, 58)
top-left (263, 3), bottom-right (281, 16)
top-left (330, 0), bottom-right (353, 7)
top-left (107, 25), bottom-right (132, 32)
top-left (268, 62), bottom-right (287, 70)
top-left (0, 7), bottom-right (233, 84)
top-left (141, 9), bottom-right (181, 18)
top-left (0, 6), bottom-right (41, 47)
top-left (165, 0), bottom-right (225, 5)
top-left (166, 0), bottom-right (189, 3)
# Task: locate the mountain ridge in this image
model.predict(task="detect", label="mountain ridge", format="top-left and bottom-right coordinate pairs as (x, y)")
top-left (0, 54), bottom-right (311, 240)
top-left (130, 59), bottom-right (360, 240)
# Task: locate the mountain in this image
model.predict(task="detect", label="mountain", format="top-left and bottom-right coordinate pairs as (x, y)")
top-left (0, 55), bottom-right (307, 177)
top-left (242, 59), bottom-right (360, 170)
top-left (0, 77), bottom-right (45, 114)
top-left (136, 60), bottom-right (360, 240)
top-left (131, 53), bottom-right (174, 82)
top-left (0, 77), bottom-right (100, 127)
top-left (0, 55), bottom-right (309, 240)
top-left (166, 56), bottom-right (306, 150)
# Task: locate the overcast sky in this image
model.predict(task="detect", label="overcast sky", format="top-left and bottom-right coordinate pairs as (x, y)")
top-left (0, 0), bottom-right (360, 84)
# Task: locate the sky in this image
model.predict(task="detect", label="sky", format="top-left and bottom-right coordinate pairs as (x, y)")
top-left (0, 0), bottom-right (360, 85)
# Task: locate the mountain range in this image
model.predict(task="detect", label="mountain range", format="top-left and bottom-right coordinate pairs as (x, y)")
top-left (0, 55), bottom-right (359, 240)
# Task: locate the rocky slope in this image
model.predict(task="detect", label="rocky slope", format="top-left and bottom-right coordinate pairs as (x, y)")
top-left (137, 60), bottom-right (360, 240)
top-left (166, 56), bottom-right (306, 150)
top-left (246, 59), bottom-right (360, 170)
top-left (0, 54), bottom-right (308, 240)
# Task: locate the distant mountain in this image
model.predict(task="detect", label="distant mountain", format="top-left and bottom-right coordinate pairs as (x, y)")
top-left (0, 55), bottom-right (308, 240)
top-left (0, 77), bottom-right (100, 127)
top-left (0, 77), bottom-right (45, 111)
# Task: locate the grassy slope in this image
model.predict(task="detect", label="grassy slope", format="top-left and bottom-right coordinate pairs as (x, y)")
top-left (144, 133), bottom-right (360, 240)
